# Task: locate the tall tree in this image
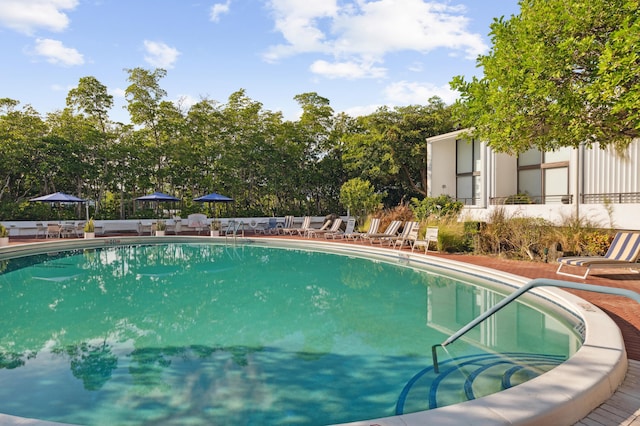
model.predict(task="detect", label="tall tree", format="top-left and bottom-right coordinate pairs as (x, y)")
top-left (451, 0), bottom-right (640, 153)
top-left (342, 98), bottom-right (455, 200)
top-left (65, 76), bottom-right (115, 215)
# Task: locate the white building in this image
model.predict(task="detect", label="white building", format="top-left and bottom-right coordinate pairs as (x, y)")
top-left (427, 129), bottom-right (640, 231)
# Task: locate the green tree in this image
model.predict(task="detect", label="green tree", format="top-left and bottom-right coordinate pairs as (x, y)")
top-left (451, 0), bottom-right (640, 153)
top-left (339, 178), bottom-right (384, 227)
top-left (342, 98), bottom-right (455, 200)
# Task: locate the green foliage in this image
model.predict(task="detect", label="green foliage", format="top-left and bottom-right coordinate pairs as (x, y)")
top-left (409, 195), bottom-right (463, 221)
top-left (341, 99), bottom-right (457, 198)
top-left (0, 223), bottom-right (8, 238)
top-left (339, 178), bottom-right (385, 225)
top-left (581, 232), bottom-right (614, 256)
top-left (504, 194), bottom-right (534, 205)
top-left (84, 219), bottom-right (95, 233)
top-left (473, 208), bottom-right (556, 260)
top-left (452, 0), bottom-right (639, 153)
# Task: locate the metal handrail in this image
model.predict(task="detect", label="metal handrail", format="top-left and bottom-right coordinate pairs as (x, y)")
top-left (225, 220), bottom-right (245, 242)
top-left (431, 278), bottom-right (640, 373)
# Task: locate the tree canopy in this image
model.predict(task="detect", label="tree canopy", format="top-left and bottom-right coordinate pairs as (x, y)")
top-left (451, 0), bottom-right (640, 153)
top-left (0, 70), bottom-right (456, 220)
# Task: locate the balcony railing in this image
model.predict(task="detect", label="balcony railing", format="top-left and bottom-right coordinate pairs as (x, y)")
top-left (488, 194), bottom-right (572, 205)
top-left (582, 192), bottom-right (640, 204)
top-left (484, 192), bottom-right (640, 205)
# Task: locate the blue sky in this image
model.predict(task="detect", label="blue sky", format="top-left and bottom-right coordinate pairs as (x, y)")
top-left (0, 0), bottom-right (521, 123)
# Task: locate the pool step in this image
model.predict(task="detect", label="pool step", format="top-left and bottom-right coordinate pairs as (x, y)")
top-left (396, 352), bottom-right (566, 414)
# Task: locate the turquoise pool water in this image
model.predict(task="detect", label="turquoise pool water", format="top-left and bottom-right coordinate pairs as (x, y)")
top-left (0, 243), bottom-right (580, 425)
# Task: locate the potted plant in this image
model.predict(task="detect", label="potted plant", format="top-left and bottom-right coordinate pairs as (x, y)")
top-left (155, 220), bottom-right (166, 236)
top-left (83, 219), bottom-right (95, 239)
top-left (210, 220), bottom-right (220, 237)
top-left (0, 224), bottom-right (8, 247)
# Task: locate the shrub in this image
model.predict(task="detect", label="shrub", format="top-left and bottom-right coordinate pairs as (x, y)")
top-left (410, 195), bottom-right (463, 221)
top-left (84, 219), bottom-right (95, 233)
top-left (340, 178), bottom-right (385, 227)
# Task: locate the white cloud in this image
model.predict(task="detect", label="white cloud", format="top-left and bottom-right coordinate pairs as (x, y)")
top-left (143, 40), bottom-right (181, 69)
top-left (342, 103), bottom-right (382, 118)
top-left (210, 0), bottom-right (231, 22)
top-left (309, 59), bottom-right (386, 79)
top-left (263, 0), bottom-right (487, 79)
top-left (33, 38), bottom-right (84, 66)
top-left (384, 80), bottom-right (459, 105)
top-left (0, 0), bottom-right (78, 35)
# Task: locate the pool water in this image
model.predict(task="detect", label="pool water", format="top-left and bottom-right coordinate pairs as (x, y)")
top-left (0, 243), bottom-right (580, 425)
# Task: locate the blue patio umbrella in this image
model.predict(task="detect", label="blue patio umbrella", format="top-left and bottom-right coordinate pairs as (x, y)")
top-left (30, 192), bottom-right (86, 203)
top-left (136, 192), bottom-right (181, 217)
top-left (30, 192), bottom-right (87, 219)
top-left (136, 191), bottom-right (181, 202)
top-left (194, 192), bottom-right (234, 217)
top-left (193, 193), bottom-right (234, 203)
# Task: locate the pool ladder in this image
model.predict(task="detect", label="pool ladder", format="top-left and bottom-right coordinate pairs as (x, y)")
top-left (224, 220), bottom-right (245, 242)
top-left (432, 278), bottom-right (640, 373)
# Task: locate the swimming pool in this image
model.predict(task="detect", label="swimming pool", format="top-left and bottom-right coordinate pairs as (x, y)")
top-left (0, 237), bottom-right (627, 425)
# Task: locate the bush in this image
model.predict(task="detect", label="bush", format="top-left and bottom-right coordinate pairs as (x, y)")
top-left (410, 195), bottom-right (463, 221)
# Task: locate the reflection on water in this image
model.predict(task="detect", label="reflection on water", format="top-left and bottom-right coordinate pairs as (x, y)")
top-left (0, 243), bottom-right (580, 425)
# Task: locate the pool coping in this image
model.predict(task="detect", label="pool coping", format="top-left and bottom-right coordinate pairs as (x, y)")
top-left (0, 236), bottom-right (629, 426)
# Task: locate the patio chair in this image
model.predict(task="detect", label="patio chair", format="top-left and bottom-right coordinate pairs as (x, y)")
top-left (35, 222), bottom-right (48, 238)
top-left (187, 213), bottom-right (208, 235)
top-left (325, 218), bottom-right (356, 239)
top-left (303, 219), bottom-right (332, 238)
top-left (307, 218), bottom-right (342, 238)
top-left (390, 221), bottom-right (420, 248)
top-left (256, 218), bottom-right (279, 235)
top-left (365, 220), bottom-right (402, 245)
top-left (292, 216), bottom-right (312, 236)
top-left (277, 215), bottom-right (294, 234)
top-left (412, 226), bottom-right (439, 253)
top-left (166, 219), bottom-right (182, 235)
top-left (556, 231), bottom-right (640, 279)
top-left (46, 223), bottom-right (62, 239)
top-left (74, 222), bottom-right (86, 238)
top-left (351, 217), bottom-right (380, 241)
top-left (137, 221), bottom-right (153, 236)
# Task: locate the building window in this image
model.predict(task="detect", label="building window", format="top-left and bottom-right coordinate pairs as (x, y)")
top-left (517, 147), bottom-right (570, 204)
top-left (456, 138), bottom-right (481, 205)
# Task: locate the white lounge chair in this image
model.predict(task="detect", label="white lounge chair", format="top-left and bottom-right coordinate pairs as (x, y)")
top-left (365, 220), bottom-right (402, 245)
top-left (325, 218), bottom-right (356, 239)
top-left (391, 221), bottom-right (420, 248)
top-left (352, 217), bottom-right (380, 241)
top-left (277, 215), bottom-right (294, 234)
top-left (308, 218), bottom-right (342, 238)
top-left (304, 219), bottom-right (334, 238)
top-left (556, 231), bottom-right (640, 279)
top-left (412, 227), bottom-right (439, 253)
top-left (293, 216), bottom-right (312, 236)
